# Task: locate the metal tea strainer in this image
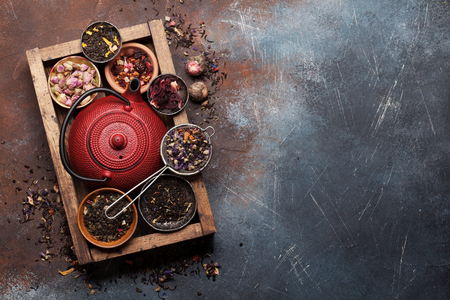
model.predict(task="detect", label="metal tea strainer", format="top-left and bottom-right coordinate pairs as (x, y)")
top-left (105, 123), bottom-right (215, 219)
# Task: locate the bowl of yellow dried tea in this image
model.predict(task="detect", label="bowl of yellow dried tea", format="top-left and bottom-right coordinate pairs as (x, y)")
top-left (81, 21), bottom-right (122, 63)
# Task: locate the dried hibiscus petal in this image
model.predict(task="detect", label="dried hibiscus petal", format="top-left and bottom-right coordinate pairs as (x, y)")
top-left (149, 75), bottom-right (185, 111)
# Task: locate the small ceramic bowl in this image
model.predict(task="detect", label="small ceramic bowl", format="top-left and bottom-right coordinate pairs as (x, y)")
top-left (48, 56), bottom-right (101, 109)
top-left (104, 42), bottom-right (159, 94)
top-left (147, 73), bottom-right (189, 115)
top-left (77, 188), bottom-right (138, 248)
top-left (81, 21), bottom-right (122, 63)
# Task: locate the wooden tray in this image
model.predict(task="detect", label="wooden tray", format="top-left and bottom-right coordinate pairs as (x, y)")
top-left (26, 20), bottom-right (216, 265)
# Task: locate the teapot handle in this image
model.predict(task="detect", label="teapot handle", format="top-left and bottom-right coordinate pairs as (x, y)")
top-left (59, 87), bottom-right (131, 183)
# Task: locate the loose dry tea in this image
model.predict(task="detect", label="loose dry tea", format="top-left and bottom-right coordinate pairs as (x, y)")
top-left (149, 74), bottom-right (187, 114)
top-left (83, 193), bottom-right (134, 242)
top-left (82, 22), bottom-right (121, 62)
top-left (164, 126), bottom-right (211, 173)
top-left (110, 47), bottom-right (154, 89)
top-left (140, 176), bottom-right (195, 231)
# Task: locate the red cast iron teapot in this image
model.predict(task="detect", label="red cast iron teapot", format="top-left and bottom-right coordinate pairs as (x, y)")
top-left (60, 78), bottom-right (167, 192)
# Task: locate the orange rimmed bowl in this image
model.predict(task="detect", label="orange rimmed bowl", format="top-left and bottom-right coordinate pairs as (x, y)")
top-left (77, 188), bottom-right (138, 248)
top-left (104, 42), bottom-right (159, 94)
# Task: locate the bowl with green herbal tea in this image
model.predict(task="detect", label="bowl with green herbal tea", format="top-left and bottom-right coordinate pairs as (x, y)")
top-left (147, 74), bottom-right (189, 116)
top-left (81, 21), bottom-right (122, 63)
top-left (139, 175), bottom-right (197, 231)
top-left (77, 188), bottom-right (138, 248)
top-left (161, 123), bottom-right (215, 175)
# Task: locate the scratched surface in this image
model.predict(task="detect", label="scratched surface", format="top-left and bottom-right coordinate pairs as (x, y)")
top-left (1, 0), bottom-right (450, 299)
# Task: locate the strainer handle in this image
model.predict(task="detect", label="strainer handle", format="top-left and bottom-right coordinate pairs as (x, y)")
top-left (59, 87), bottom-right (131, 183)
top-left (203, 126), bottom-right (215, 138)
top-left (105, 165), bottom-right (169, 219)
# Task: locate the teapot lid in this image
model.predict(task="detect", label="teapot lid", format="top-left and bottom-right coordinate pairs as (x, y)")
top-left (88, 112), bottom-right (148, 170)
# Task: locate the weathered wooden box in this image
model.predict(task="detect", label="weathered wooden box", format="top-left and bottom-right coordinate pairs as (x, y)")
top-left (26, 20), bottom-right (216, 265)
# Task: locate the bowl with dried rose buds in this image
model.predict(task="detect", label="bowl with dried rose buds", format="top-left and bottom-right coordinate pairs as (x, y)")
top-left (48, 56), bottom-right (101, 109)
top-left (104, 42), bottom-right (159, 95)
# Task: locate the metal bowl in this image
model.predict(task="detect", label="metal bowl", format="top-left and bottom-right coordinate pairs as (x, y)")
top-left (147, 73), bottom-right (189, 116)
top-left (138, 175), bottom-right (197, 232)
top-left (161, 123), bottom-right (214, 176)
top-left (47, 56), bottom-right (101, 109)
top-left (81, 21), bottom-right (122, 64)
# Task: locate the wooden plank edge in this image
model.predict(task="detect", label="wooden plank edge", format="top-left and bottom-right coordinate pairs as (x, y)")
top-left (148, 20), bottom-right (176, 75)
top-left (89, 223), bottom-right (203, 262)
top-left (148, 19), bottom-right (216, 235)
top-left (26, 48), bottom-right (93, 265)
top-left (39, 23), bottom-right (152, 62)
top-left (190, 174), bottom-right (217, 235)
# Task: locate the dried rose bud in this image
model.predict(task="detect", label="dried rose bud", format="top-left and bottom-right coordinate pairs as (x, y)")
top-left (57, 93), bottom-right (68, 104)
top-left (80, 64), bottom-right (89, 72)
top-left (83, 72), bottom-right (92, 84)
top-left (56, 65), bottom-right (65, 73)
top-left (63, 62), bottom-right (73, 71)
top-left (186, 55), bottom-right (205, 76)
top-left (65, 98), bottom-right (73, 106)
top-left (51, 84), bottom-right (62, 96)
top-left (66, 77), bottom-right (78, 89)
top-left (51, 76), bottom-right (59, 84)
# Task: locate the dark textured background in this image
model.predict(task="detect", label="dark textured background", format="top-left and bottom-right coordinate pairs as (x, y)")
top-left (1, 0), bottom-right (450, 299)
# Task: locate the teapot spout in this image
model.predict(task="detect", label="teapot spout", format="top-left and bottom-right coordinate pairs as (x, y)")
top-left (122, 78), bottom-right (144, 103)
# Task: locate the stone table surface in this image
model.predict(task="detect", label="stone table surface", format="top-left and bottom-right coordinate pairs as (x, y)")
top-left (1, 1), bottom-right (450, 299)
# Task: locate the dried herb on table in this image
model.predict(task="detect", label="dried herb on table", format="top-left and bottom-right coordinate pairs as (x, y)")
top-left (140, 176), bottom-right (195, 231)
top-left (83, 193), bottom-right (134, 242)
top-left (164, 126), bottom-right (211, 173)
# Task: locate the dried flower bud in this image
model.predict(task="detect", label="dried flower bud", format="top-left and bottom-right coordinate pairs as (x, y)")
top-left (65, 98), bottom-right (73, 106)
top-left (84, 83), bottom-right (95, 91)
top-left (51, 84), bottom-right (62, 96)
top-left (66, 77), bottom-right (78, 89)
top-left (63, 88), bottom-right (75, 96)
top-left (56, 65), bottom-right (65, 73)
top-left (57, 93), bottom-right (68, 104)
top-left (80, 64), bottom-right (89, 72)
top-left (186, 55), bottom-right (205, 76)
top-left (83, 72), bottom-right (93, 84)
top-left (51, 76), bottom-right (59, 84)
top-left (63, 62), bottom-right (73, 71)
top-left (188, 82), bottom-right (208, 102)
